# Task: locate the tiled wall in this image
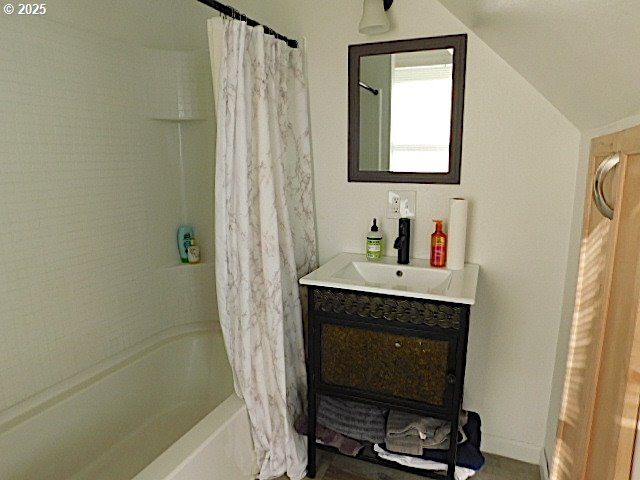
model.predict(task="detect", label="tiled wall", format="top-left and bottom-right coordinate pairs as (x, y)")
top-left (0, 18), bottom-right (215, 412)
top-left (145, 49), bottom-right (211, 121)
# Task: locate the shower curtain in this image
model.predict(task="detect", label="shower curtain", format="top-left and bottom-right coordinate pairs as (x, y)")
top-left (208, 17), bottom-right (317, 480)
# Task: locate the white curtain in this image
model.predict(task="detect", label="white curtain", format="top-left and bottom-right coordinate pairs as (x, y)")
top-left (208, 17), bottom-right (317, 480)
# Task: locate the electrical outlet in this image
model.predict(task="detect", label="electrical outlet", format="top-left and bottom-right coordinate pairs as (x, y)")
top-left (391, 195), bottom-right (400, 214)
top-left (387, 190), bottom-right (416, 219)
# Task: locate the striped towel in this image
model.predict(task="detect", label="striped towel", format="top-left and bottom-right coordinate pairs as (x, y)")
top-left (316, 395), bottom-right (387, 443)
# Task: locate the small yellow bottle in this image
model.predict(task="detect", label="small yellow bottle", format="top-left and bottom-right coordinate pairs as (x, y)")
top-left (366, 218), bottom-right (383, 261)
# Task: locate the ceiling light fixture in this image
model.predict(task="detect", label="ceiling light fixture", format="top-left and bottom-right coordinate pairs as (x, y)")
top-left (359, 0), bottom-right (393, 35)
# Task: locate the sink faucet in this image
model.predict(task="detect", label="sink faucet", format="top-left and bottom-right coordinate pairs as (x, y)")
top-left (393, 218), bottom-right (411, 264)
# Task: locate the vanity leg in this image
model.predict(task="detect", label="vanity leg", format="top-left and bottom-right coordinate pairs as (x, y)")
top-left (446, 412), bottom-right (459, 480)
top-left (307, 290), bottom-right (317, 478)
top-left (307, 390), bottom-right (317, 478)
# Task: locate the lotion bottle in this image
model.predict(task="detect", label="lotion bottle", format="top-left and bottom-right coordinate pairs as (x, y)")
top-left (177, 225), bottom-right (194, 263)
top-left (366, 218), bottom-right (383, 261)
top-left (430, 220), bottom-right (447, 268)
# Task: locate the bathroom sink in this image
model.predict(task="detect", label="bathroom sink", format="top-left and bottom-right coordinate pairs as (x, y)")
top-left (333, 260), bottom-right (452, 291)
top-left (300, 253), bottom-right (479, 304)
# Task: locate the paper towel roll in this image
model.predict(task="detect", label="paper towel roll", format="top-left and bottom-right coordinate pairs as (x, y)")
top-left (448, 198), bottom-right (468, 270)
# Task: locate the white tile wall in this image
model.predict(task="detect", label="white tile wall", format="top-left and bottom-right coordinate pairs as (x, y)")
top-left (145, 49), bottom-right (211, 120)
top-left (0, 18), bottom-right (216, 412)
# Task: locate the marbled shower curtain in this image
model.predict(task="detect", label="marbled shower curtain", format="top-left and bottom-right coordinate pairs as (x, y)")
top-left (209, 17), bottom-right (317, 480)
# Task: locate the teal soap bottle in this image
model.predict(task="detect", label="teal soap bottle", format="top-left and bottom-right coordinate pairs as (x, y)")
top-left (366, 218), bottom-right (383, 261)
top-left (177, 225), bottom-right (194, 263)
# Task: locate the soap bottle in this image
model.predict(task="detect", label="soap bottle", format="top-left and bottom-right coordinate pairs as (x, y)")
top-left (177, 225), bottom-right (194, 263)
top-left (430, 220), bottom-right (447, 268)
top-left (187, 238), bottom-right (201, 264)
top-left (366, 218), bottom-right (383, 261)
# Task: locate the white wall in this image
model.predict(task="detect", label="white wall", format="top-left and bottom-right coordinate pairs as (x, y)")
top-left (0, 13), bottom-right (215, 412)
top-left (224, 0), bottom-right (581, 463)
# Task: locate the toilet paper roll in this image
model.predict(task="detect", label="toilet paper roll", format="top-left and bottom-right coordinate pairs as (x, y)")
top-left (448, 198), bottom-right (468, 270)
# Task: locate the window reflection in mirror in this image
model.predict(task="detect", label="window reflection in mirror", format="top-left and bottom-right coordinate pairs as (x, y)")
top-left (349, 35), bottom-right (467, 184)
top-left (389, 49), bottom-right (452, 173)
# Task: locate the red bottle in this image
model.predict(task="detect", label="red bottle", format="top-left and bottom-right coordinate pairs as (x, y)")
top-left (430, 220), bottom-right (447, 268)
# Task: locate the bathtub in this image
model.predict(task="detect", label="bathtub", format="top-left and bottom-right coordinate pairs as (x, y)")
top-left (0, 323), bottom-right (258, 480)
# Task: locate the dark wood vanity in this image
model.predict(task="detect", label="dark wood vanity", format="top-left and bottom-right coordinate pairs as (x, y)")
top-left (306, 286), bottom-right (471, 479)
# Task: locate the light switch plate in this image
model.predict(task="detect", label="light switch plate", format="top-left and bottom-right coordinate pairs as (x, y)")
top-left (387, 190), bottom-right (416, 219)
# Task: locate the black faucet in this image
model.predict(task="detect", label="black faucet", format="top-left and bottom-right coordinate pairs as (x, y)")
top-left (393, 218), bottom-right (411, 264)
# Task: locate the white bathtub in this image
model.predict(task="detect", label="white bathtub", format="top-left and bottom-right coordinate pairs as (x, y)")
top-left (0, 323), bottom-right (257, 480)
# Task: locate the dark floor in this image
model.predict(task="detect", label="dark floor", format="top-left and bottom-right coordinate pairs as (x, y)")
top-left (279, 450), bottom-right (541, 480)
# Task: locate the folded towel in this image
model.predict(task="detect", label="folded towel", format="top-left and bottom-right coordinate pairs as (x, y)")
top-left (316, 395), bottom-right (387, 443)
top-left (373, 444), bottom-right (476, 480)
top-left (380, 411), bottom-right (485, 471)
top-left (385, 410), bottom-right (468, 455)
top-left (294, 415), bottom-right (364, 457)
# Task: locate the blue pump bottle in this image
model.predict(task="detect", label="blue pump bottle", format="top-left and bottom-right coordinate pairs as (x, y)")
top-left (177, 225), bottom-right (194, 263)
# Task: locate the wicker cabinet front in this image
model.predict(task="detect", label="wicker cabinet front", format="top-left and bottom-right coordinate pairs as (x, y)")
top-left (320, 323), bottom-right (450, 406)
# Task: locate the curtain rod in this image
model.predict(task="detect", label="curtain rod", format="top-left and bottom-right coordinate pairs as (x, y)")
top-left (359, 81), bottom-right (379, 96)
top-left (196, 0), bottom-right (298, 48)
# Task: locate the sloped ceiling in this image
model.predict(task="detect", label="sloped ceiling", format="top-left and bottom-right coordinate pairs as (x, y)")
top-left (436, 0), bottom-right (640, 130)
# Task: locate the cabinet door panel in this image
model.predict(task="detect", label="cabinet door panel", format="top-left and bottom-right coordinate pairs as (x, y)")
top-left (320, 323), bottom-right (451, 406)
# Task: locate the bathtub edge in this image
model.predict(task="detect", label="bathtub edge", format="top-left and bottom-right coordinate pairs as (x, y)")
top-left (133, 393), bottom-right (258, 480)
top-left (0, 321), bottom-right (220, 433)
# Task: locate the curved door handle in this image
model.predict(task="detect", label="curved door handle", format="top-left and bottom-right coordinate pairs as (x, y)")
top-left (593, 153), bottom-right (619, 220)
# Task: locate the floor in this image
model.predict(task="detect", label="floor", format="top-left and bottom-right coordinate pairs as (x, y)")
top-left (281, 450), bottom-right (541, 480)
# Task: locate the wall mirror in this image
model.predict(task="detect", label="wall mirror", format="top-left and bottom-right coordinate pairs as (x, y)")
top-left (348, 34), bottom-right (467, 183)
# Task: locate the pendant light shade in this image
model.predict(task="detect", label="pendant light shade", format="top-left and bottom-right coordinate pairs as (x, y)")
top-left (359, 0), bottom-right (391, 35)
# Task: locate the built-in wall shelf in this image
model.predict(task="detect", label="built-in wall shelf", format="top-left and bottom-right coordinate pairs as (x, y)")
top-left (163, 262), bottom-right (213, 271)
top-left (150, 117), bottom-right (208, 122)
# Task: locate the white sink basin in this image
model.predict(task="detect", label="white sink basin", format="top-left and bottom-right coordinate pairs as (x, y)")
top-left (300, 253), bottom-right (479, 304)
top-left (333, 260), bottom-right (452, 292)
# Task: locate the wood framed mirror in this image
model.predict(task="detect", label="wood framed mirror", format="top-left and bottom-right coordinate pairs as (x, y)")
top-left (348, 34), bottom-right (467, 183)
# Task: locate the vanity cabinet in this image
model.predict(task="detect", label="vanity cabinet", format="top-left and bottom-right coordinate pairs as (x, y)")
top-left (306, 286), bottom-right (471, 480)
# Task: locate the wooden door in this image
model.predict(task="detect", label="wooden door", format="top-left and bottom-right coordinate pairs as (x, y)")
top-left (552, 125), bottom-right (640, 480)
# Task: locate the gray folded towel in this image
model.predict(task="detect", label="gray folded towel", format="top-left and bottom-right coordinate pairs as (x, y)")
top-left (294, 415), bottom-right (364, 457)
top-left (316, 395), bottom-right (387, 444)
top-left (385, 410), bottom-right (468, 456)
